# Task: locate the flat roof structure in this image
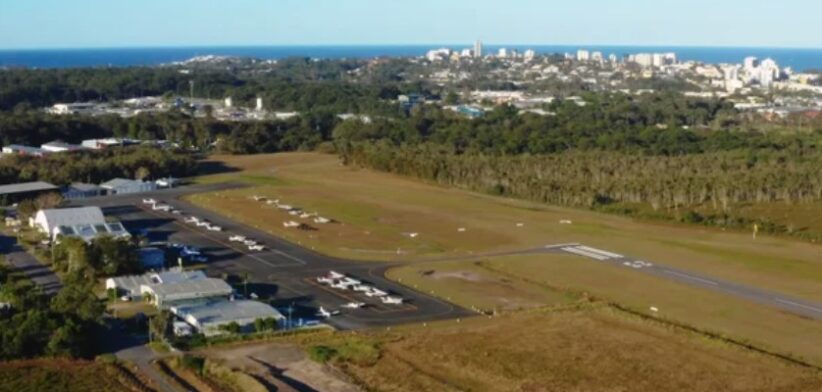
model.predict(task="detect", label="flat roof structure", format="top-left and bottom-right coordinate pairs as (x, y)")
top-left (171, 299), bottom-right (284, 336)
top-left (106, 269), bottom-right (206, 297)
top-left (141, 278), bottom-right (233, 307)
top-left (0, 181), bottom-right (58, 196)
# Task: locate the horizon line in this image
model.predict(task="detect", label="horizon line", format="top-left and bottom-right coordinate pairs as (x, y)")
top-left (2, 43), bottom-right (822, 52)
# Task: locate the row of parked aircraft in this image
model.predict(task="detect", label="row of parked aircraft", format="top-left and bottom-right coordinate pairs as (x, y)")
top-left (317, 271), bottom-right (404, 305)
top-left (251, 195), bottom-right (334, 225)
top-left (143, 199), bottom-right (269, 253)
top-left (228, 235), bottom-right (266, 252)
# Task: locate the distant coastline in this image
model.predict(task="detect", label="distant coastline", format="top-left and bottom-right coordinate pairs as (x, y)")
top-left (1, 45), bottom-right (821, 71)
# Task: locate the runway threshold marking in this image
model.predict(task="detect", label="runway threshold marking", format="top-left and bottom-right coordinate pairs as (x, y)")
top-left (663, 270), bottom-right (719, 286)
top-left (775, 299), bottom-right (822, 314)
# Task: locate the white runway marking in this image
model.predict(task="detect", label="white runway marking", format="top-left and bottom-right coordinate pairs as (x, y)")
top-left (561, 247), bottom-right (610, 260)
top-left (544, 243), bottom-right (580, 249)
top-left (775, 299), bottom-right (822, 314)
top-left (663, 270), bottom-right (719, 286)
top-left (272, 249), bottom-right (308, 265)
top-left (575, 245), bottom-right (624, 259)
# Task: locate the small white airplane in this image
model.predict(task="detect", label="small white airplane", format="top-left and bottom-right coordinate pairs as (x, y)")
top-left (288, 210), bottom-right (301, 216)
top-left (229, 235), bottom-right (247, 242)
top-left (316, 306), bottom-right (340, 318)
top-left (366, 289), bottom-right (388, 297)
top-left (314, 217), bottom-right (331, 224)
top-left (251, 195), bottom-right (266, 201)
top-left (381, 296), bottom-right (403, 305)
top-left (328, 271), bottom-right (345, 279)
top-left (196, 221), bottom-right (211, 227)
top-left (331, 281), bottom-right (352, 290)
top-left (243, 239), bottom-right (257, 246)
top-left (342, 302), bottom-right (365, 309)
top-left (142, 198), bottom-right (157, 205)
top-left (352, 284), bottom-right (372, 292)
top-left (153, 204), bottom-right (172, 211)
top-left (407, 232), bottom-right (419, 238)
top-left (248, 244), bottom-right (266, 251)
top-left (317, 275), bottom-right (335, 284)
top-left (184, 217), bottom-right (199, 224)
top-left (207, 225), bottom-right (223, 232)
top-left (171, 209), bottom-right (182, 215)
top-left (283, 221), bottom-right (300, 228)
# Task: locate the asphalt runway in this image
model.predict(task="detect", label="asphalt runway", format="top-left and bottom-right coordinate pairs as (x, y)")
top-left (542, 244), bottom-right (822, 320)
top-left (74, 187), bottom-right (472, 330)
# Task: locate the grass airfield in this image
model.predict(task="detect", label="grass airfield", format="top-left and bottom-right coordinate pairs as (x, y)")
top-left (191, 152), bottom-right (822, 388)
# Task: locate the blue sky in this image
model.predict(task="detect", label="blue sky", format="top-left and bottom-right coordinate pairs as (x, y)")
top-left (1, 0), bottom-right (821, 49)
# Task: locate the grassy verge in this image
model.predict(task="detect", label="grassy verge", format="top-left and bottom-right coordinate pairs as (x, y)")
top-left (296, 308), bottom-right (822, 392)
top-left (0, 358), bottom-right (149, 392)
top-left (388, 255), bottom-right (822, 366)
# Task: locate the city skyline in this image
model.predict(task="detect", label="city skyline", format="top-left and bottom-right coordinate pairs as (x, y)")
top-left (1, 0), bottom-right (821, 49)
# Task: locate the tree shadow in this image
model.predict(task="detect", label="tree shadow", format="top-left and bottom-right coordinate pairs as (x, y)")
top-left (248, 357), bottom-right (320, 392)
top-left (196, 160), bottom-right (242, 176)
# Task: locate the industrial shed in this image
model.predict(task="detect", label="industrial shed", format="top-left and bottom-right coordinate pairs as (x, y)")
top-left (31, 206), bottom-right (130, 242)
top-left (170, 300), bottom-right (285, 337)
top-left (100, 178), bottom-right (158, 195)
top-left (105, 269), bottom-right (206, 299)
top-left (0, 181), bottom-right (59, 205)
top-left (62, 183), bottom-right (105, 199)
top-left (138, 247), bottom-right (166, 270)
top-left (141, 278), bottom-right (233, 307)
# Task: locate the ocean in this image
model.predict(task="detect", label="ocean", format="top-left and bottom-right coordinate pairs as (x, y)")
top-left (0, 45), bottom-right (821, 71)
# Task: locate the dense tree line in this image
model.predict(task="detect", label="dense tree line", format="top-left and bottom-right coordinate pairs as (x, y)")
top-left (0, 266), bottom-right (104, 360)
top-left (334, 94), bottom-right (819, 157)
top-left (342, 142), bottom-right (822, 209)
top-left (0, 146), bottom-right (197, 185)
top-left (0, 62), bottom-right (401, 113)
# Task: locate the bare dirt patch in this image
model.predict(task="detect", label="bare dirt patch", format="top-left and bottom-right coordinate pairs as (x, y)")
top-left (200, 343), bottom-right (360, 392)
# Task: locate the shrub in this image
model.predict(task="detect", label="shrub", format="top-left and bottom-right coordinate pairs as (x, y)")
top-left (308, 345), bottom-right (338, 363)
top-left (178, 354), bottom-right (206, 375)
